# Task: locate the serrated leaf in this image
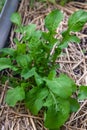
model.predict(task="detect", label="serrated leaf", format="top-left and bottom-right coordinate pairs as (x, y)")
top-left (10, 12), bottom-right (21, 26)
top-left (5, 87), bottom-right (25, 107)
top-left (45, 10), bottom-right (63, 32)
top-left (26, 87), bottom-right (49, 115)
top-left (68, 10), bottom-right (87, 32)
top-left (69, 98), bottom-right (80, 112)
top-left (21, 67), bottom-right (35, 80)
top-left (78, 86), bottom-right (87, 100)
top-left (45, 74), bottom-right (76, 99)
top-left (44, 99), bottom-right (70, 129)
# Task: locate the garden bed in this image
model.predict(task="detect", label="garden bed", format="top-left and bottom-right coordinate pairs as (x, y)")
top-left (0, 0), bottom-right (87, 130)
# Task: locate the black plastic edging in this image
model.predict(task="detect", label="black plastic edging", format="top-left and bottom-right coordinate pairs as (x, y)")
top-left (0, 0), bottom-right (19, 48)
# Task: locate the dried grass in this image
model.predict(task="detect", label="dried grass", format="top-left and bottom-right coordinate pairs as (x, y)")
top-left (1, 0), bottom-right (87, 129)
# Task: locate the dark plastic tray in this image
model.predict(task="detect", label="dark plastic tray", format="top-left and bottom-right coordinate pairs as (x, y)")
top-left (0, 0), bottom-right (19, 48)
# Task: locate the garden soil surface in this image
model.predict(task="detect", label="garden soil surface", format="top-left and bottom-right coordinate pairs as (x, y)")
top-left (1, 0), bottom-right (87, 130)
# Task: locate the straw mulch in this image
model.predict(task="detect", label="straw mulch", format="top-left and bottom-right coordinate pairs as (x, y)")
top-left (0, 0), bottom-right (87, 129)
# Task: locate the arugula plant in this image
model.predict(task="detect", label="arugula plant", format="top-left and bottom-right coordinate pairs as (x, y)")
top-left (0, 10), bottom-right (87, 130)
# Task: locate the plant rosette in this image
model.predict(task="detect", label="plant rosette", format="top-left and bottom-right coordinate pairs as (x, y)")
top-left (0, 9), bottom-right (87, 130)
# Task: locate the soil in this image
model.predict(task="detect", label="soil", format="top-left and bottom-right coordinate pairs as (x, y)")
top-left (0, 0), bottom-right (87, 130)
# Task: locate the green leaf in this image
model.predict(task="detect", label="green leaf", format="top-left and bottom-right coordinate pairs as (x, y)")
top-left (32, 30), bottom-right (42, 39)
top-left (68, 10), bottom-right (87, 32)
top-left (48, 70), bottom-right (56, 80)
top-left (43, 94), bottom-right (54, 107)
top-left (10, 12), bottom-right (21, 26)
top-left (45, 10), bottom-right (63, 32)
top-left (26, 87), bottom-right (49, 115)
top-left (0, 58), bottom-right (11, 71)
top-left (78, 86), bottom-right (87, 100)
top-left (27, 31), bottom-right (41, 53)
top-left (22, 24), bottom-right (36, 40)
top-left (0, 58), bottom-right (17, 71)
top-left (34, 72), bottom-right (43, 86)
top-left (16, 54), bottom-right (30, 68)
top-left (59, 33), bottom-right (80, 49)
top-left (44, 99), bottom-right (70, 129)
top-left (70, 36), bottom-right (80, 43)
top-left (59, 10), bottom-right (87, 49)
top-left (69, 98), bottom-right (80, 112)
top-left (0, 48), bottom-right (15, 56)
top-left (21, 67), bottom-right (35, 80)
top-left (45, 74), bottom-right (76, 99)
top-left (5, 87), bottom-right (25, 107)
top-left (16, 43), bottom-right (26, 55)
top-left (42, 32), bottom-right (57, 44)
